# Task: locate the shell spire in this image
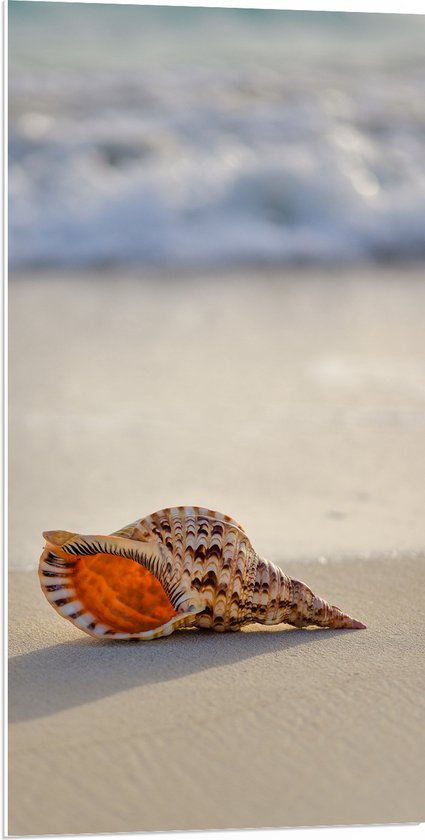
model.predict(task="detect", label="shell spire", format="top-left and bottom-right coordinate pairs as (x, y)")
top-left (248, 557), bottom-right (366, 629)
top-left (39, 506), bottom-right (366, 639)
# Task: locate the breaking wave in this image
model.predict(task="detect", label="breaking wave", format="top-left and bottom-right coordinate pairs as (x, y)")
top-left (9, 4), bottom-right (425, 268)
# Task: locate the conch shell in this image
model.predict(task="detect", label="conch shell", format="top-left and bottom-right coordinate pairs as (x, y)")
top-left (39, 506), bottom-right (366, 639)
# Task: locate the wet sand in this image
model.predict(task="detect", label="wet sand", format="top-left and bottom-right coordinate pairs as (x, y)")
top-left (8, 265), bottom-right (425, 833)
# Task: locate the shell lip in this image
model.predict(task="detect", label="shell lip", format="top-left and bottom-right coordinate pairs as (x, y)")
top-left (38, 533), bottom-right (193, 639)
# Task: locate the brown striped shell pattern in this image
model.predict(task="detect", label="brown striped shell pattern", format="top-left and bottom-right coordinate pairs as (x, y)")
top-left (39, 506), bottom-right (366, 639)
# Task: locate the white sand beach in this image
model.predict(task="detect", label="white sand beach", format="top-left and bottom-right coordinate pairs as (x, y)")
top-left (8, 265), bottom-right (425, 834)
top-left (9, 264), bottom-right (425, 566)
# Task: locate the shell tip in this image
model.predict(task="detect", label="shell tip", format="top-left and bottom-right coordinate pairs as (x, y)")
top-left (349, 618), bottom-right (367, 629)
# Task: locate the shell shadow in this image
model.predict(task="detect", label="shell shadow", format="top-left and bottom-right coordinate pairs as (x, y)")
top-left (9, 626), bottom-right (346, 723)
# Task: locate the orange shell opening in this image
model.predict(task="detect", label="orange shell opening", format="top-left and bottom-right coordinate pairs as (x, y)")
top-left (72, 553), bottom-right (177, 633)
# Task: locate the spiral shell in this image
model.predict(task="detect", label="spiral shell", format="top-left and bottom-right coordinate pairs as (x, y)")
top-left (39, 506), bottom-right (366, 639)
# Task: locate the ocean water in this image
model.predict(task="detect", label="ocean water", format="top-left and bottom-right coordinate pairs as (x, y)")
top-left (9, 2), bottom-right (425, 269)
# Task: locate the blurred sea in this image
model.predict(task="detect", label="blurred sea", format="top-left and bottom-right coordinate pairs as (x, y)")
top-left (9, 2), bottom-right (425, 269)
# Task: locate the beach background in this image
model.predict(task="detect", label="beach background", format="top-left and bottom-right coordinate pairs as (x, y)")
top-left (8, 2), bottom-right (425, 835)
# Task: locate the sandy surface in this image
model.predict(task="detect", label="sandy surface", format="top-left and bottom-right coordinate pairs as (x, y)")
top-left (9, 264), bottom-right (425, 568)
top-left (8, 265), bottom-right (425, 833)
top-left (9, 555), bottom-right (425, 835)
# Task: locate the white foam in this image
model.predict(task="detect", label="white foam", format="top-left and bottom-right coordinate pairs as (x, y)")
top-left (9, 8), bottom-right (425, 268)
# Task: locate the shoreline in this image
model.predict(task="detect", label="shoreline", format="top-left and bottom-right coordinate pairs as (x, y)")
top-left (9, 258), bottom-right (425, 282)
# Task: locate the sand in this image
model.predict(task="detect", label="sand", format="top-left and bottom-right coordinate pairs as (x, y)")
top-left (9, 556), bottom-right (425, 834)
top-left (8, 265), bottom-right (425, 834)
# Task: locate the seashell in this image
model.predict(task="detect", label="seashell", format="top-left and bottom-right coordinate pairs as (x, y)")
top-left (39, 506), bottom-right (366, 640)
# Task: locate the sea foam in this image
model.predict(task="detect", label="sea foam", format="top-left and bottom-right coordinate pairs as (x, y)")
top-left (9, 5), bottom-right (425, 268)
